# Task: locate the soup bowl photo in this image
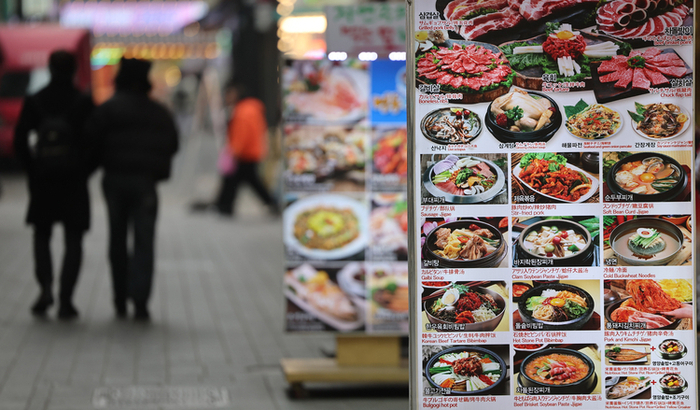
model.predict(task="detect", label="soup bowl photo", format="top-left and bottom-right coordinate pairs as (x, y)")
top-left (518, 348), bottom-right (597, 395)
top-left (608, 218), bottom-right (684, 266)
top-left (422, 220), bottom-right (507, 268)
top-left (515, 219), bottom-right (594, 267)
top-left (606, 152), bottom-right (687, 202)
top-left (485, 92), bottom-right (562, 144)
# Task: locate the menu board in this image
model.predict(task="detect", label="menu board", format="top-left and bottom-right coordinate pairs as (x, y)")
top-left (282, 59), bottom-right (410, 333)
top-left (407, 0), bottom-right (695, 408)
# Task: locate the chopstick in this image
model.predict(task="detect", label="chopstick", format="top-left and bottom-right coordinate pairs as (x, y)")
top-left (422, 281), bottom-right (491, 301)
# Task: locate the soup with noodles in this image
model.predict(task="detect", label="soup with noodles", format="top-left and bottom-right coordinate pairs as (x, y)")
top-left (524, 353), bottom-right (589, 385)
top-left (611, 228), bottom-right (680, 261)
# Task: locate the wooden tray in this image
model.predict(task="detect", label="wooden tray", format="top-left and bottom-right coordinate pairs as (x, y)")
top-left (590, 48), bottom-right (693, 104)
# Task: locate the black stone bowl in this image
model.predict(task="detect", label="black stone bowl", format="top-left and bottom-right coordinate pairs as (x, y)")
top-left (658, 339), bottom-right (687, 360)
top-left (516, 219), bottom-right (594, 267)
top-left (606, 152), bottom-right (687, 202)
top-left (518, 348), bottom-right (597, 395)
top-left (423, 220), bottom-right (506, 268)
top-left (423, 286), bottom-right (506, 332)
top-left (517, 283), bottom-right (595, 331)
top-left (485, 92), bottom-right (562, 144)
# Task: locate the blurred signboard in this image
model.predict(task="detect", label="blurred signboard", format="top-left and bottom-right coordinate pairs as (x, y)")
top-left (281, 59), bottom-right (408, 334)
top-left (325, 3), bottom-right (406, 56)
top-left (60, 1), bottom-right (208, 35)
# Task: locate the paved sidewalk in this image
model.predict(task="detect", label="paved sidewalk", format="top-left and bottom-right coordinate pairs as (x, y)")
top-left (0, 162), bottom-right (408, 409)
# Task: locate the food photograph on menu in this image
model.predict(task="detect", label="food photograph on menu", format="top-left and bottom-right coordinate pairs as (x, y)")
top-left (422, 281), bottom-right (508, 332)
top-left (602, 215), bottom-right (692, 266)
top-left (511, 152), bottom-right (599, 204)
top-left (512, 343), bottom-right (601, 395)
top-left (282, 59), bottom-right (368, 124)
top-left (283, 124), bottom-right (367, 192)
top-left (512, 216), bottom-right (600, 267)
top-left (602, 151), bottom-right (692, 202)
top-left (283, 193), bottom-right (367, 261)
top-left (422, 344), bottom-right (510, 396)
top-left (367, 263), bottom-right (409, 333)
top-left (604, 344), bottom-right (652, 366)
top-left (371, 126), bottom-right (408, 190)
top-left (604, 279), bottom-right (693, 331)
top-left (605, 376), bottom-right (652, 400)
top-left (486, 89), bottom-right (562, 144)
top-left (409, 0), bottom-right (695, 406)
top-left (655, 339), bottom-right (689, 361)
top-left (284, 263), bottom-right (365, 332)
top-left (420, 217), bottom-right (509, 268)
top-left (368, 193), bottom-right (408, 261)
top-left (421, 154), bottom-right (508, 204)
top-left (419, 106), bottom-right (483, 145)
top-left (513, 280), bottom-right (600, 331)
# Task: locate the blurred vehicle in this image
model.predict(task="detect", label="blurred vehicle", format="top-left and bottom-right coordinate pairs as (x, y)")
top-left (0, 25), bottom-right (91, 158)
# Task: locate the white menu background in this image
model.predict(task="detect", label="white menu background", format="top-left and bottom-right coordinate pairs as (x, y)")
top-left (407, 0), bottom-right (696, 408)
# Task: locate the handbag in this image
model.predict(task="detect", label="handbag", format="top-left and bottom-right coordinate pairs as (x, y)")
top-left (217, 144), bottom-right (237, 175)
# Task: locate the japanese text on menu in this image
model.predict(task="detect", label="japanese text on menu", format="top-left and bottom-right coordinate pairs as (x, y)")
top-left (409, 0), bottom-right (695, 408)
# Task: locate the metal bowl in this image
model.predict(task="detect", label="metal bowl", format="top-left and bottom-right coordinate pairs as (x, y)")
top-left (423, 156), bottom-right (506, 204)
top-left (517, 283), bottom-right (595, 330)
top-left (608, 217), bottom-right (684, 266)
top-left (424, 286), bottom-right (506, 332)
top-left (423, 220), bottom-right (507, 268)
top-left (424, 346), bottom-right (507, 395)
top-left (420, 107), bottom-right (482, 145)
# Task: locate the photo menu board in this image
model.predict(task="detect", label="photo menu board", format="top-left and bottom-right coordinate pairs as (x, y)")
top-left (281, 59), bottom-right (410, 334)
top-left (407, 0), bottom-right (696, 409)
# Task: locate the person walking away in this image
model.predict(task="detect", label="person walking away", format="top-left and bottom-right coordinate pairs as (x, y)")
top-left (13, 50), bottom-right (94, 320)
top-left (85, 58), bottom-right (178, 321)
top-left (214, 82), bottom-right (277, 216)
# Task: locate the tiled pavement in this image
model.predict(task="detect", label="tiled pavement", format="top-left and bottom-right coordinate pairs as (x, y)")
top-left (0, 135), bottom-right (409, 409)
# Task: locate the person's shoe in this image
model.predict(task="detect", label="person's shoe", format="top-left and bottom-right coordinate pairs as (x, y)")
top-left (189, 201), bottom-right (216, 213)
top-left (57, 303), bottom-right (79, 320)
top-left (31, 292), bottom-right (54, 317)
top-left (134, 304), bottom-right (150, 322)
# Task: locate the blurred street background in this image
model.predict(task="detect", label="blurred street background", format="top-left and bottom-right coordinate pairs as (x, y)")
top-left (0, 0), bottom-right (410, 408)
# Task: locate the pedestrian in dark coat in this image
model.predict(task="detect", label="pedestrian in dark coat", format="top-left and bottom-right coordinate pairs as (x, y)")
top-left (13, 50), bottom-right (94, 319)
top-left (85, 58), bottom-right (178, 321)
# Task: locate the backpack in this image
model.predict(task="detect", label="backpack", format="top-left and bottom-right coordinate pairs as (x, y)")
top-left (32, 98), bottom-right (81, 178)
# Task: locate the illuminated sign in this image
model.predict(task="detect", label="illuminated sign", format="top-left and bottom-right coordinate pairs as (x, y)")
top-left (60, 1), bottom-right (208, 35)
